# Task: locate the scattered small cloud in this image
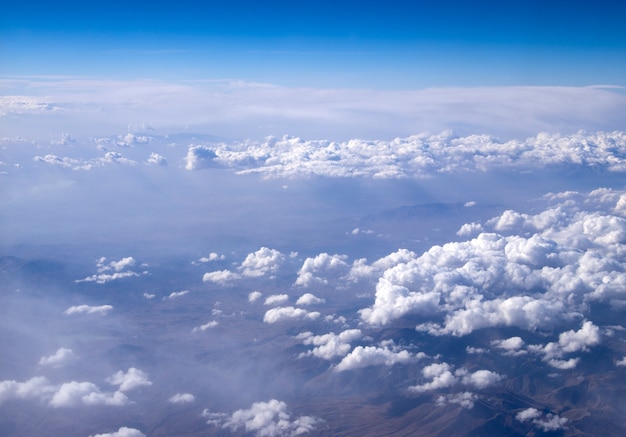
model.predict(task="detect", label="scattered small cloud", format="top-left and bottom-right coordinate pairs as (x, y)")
top-left (264, 294), bottom-right (289, 306)
top-left (248, 291), bottom-right (263, 303)
top-left (169, 393), bottom-right (195, 404)
top-left (106, 368), bottom-right (152, 392)
top-left (263, 306), bottom-right (320, 324)
top-left (164, 290), bottom-right (189, 300)
top-left (192, 321), bottom-right (218, 332)
top-left (296, 293), bottom-right (325, 306)
top-left (296, 329), bottom-right (362, 360)
top-left (64, 305), bottom-right (113, 316)
top-left (89, 427), bottom-right (146, 437)
top-left (516, 408), bottom-right (568, 432)
top-left (436, 392), bottom-right (478, 409)
top-left (38, 348), bottom-right (77, 368)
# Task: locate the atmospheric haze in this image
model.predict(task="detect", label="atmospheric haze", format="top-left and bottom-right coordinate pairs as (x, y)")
top-left (2, 1), bottom-right (626, 436)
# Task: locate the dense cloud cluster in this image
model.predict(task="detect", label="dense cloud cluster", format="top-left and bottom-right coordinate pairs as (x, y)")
top-left (184, 131), bottom-right (626, 178)
top-left (20, 129), bottom-right (626, 181)
top-left (354, 187), bottom-right (626, 347)
top-left (4, 112), bottom-right (626, 435)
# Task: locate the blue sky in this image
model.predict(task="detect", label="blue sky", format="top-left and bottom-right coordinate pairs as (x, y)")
top-left (2, 0), bottom-right (625, 87)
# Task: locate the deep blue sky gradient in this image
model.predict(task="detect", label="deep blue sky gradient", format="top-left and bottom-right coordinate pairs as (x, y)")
top-left (2, 0), bottom-right (625, 87)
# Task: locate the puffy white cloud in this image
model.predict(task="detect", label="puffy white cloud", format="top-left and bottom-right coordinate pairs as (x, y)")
top-left (143, 292), bottom-right (155, 299)
top-left (333, 343), bottom-right (415, 372)
top-left (410, 363), bottom-right (458, 392)
top-left (64, 304), bottom-right (113, 316)
top-left (616, 356), bottom-right (626, 366)
top-left (347, 249), bottom-right (417, 282)
top-left (169, 393), bottom-right (195, 404)
top-left (491, 337), bottom-right (525, 354)
top-left (101, 257), bottom-right (136, 272)
top-left (239, 247), bottom-right (286, 278)
top-left (546, 358), bottom-right (580, 370)
top-left (0, 376), bottom-right (52, 405)
top-left (360, 278), bottom-right (440, 326)
top-left (461, 369), bottom-right (503, 389)
top-left (264, 294), bottom-right (289, 306)
top-left (202, 269), bottom-right (241, 284)
top-left (106, 368), bottom-right (152, 392)
top-left (248, 291), bottom-right (263, 303)
top-left (185, 145), bottom-right (218, 170)
top-left (81, 390), bottom-right (131, 407)
top-left (49, 381), bottom-right (130, 407)
top-left (39, 348), bottom-right (77, 367)
top-left (556, 320), bottom-right (601, 354)
top-left (213, 399), bottom-right (320, 437)
top-left (198, 253), bottom-right (225, 262)
top-left (457, 222), bottom-right (483, 237)
top-left (295, 253), bottom-right (349, 287)
top-left (409, 363), bottom-right (503, 392)
top-left (49, 381), bottom-right (104, 407)
top-left (529, 321), bottom-right (601, 369)
top-left (89, 427), bottom-right (146, 437)
top-left (421, 295), bottom-right (570, 336)
top-left (146, 152), bottom-right (167, 166)
top-left (295, 293), bottom-right (325, 306)
top-left (516, 407), bottom-right (541, 421)
top-left (296, 329), bottom-right (362, 360)
top-left (263, 306), bottom-right (320, 324)
top-left (516, 408), bottom-right (568, 432)
top-left (0, 376), bottom-right (131, 408)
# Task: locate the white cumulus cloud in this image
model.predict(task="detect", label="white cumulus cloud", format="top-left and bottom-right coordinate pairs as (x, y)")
top-left (264, 294), bottom-right (289, 306)
top-left (263, 306), bottom-right (320, 324)
top-left (106, 368), bottom-right (152, 392)
top-left (38, 348), bottom-right (77, 367)
top-left (295, 293), bottom-right (325, 306)
top-left (296, 329), bottom-right (362, 360)
top-left (206, 399), bottom-right (320, 437)
top-left (334, 343), bottom-right (415, 372)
